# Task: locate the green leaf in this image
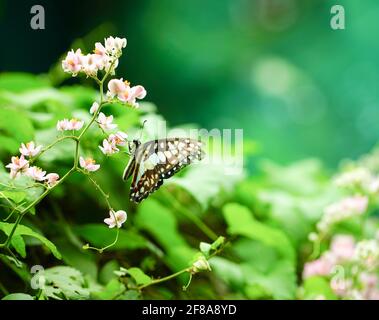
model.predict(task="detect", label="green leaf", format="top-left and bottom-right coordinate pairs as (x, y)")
top-left (55, 240), bottom-right (97, 279)
top-left (0, 222), bottom-right (61, 259)
top-left (135, 200), bottom-right (196, 278)
top-left (168, 162), bottom-right (244, 209)
top-left (42, 266), bottom-right (90, 300)
top-left (0, 73), bottom-right (49, 93)
top-left (127, 267), bottom-right (152, 286)
top-left (0, 108), bottom-right (34, 143)
top-left (11, 235), bottom-right (26, 258)
top-left (199, 242), bottom-right (212, 256)
top-left (74, 224), bottom-right (148, 251)
top-left (241, 260), bottom-right (297, 299)
top-left (0, 173), bottom-right (44, 206)
top-left (0, 136), bottom-right (20, 153)
top-left (210, 236), bottom-right (225, 251)
top-left (135, 199), bottom-right (188, 250)
top-left (0, 190), bottom-right (26, 204)
top-left (91, 278), bottom-right (125, 300)
top-left (2, 293), bottom-right (34, 300)
top-left (210, 257), bottom-right (245, 289)
top-left (99, 260), bottom-right (120, 285)
top-left (302, 276), bottom-right (337, 300)
top-left (222, 203), bottom-right (295, 262)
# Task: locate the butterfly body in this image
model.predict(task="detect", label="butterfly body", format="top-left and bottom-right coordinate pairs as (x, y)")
top-left (123, 138), bottom-right (204, 203)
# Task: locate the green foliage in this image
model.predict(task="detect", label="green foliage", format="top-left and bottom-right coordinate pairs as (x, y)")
top-left (126, 268), bottom-right (152, 286)
top-left (0, 222), bottom-right (61, 259)
top-left (223, 203), bottom-right (295, 262)
top-left (40, 267), bottom-right (90, 300)
top-left (302, 276), bottom-right (337, 300)
top-left (0, 69), bottom-right (377, 301)
top-left (2, 293), bottom-right (34, 300)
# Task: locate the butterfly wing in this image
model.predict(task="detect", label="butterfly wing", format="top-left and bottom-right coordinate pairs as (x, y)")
top-left (128, 138), bottom-right (204, 203)
top-left (122, 157), bottom-right (136, 180)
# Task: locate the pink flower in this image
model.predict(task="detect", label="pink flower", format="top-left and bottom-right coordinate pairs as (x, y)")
top-left (45, 173), bottom-right (59, 187)
top-left (6, 155), bottom-right (29, 178)
top-left (104, 36), bottom-right (127, 55)
top-left (90, 102), bottom-right (99, 115)
top-left (330, 235), bottom-right (355, 262)
top-left (130, 85), bottom-right (147, 99)
top-left (107, 78), bottom-right (147, 107)
top-left (26, 166), bottom-right (46, 181)
top-left (104, 210), bottom-right (127, 228)
top-left (107, 78), bottom-right (128, 99)
top-left (303, 255), bottom-right (335, 279)
top-left (97, 112), bottom-right (117, 131)
top-left (79, 156), bottom-right (100, 172)
top-left (94, 42), bottom-right (107, 57)
top-left (80, 54), bottom-right (103, 76)
top-left (56, 119), bottom-right (70, 131)
top-left (325, 196), bottom-right (368, 217)
top-left (19, 141), bottom-right (42, 157)
top-left (67, 119), bottom-right (84, 131)
top-left (128, 85), bottom-right (147, 107)
top-left (318, 196), bottom-right (369, 233)
top-left (62, 49), bottom-right (83, 76)
top-left (108, 131), bottom-right (128, 146)
top-left (99, 139), bottom-right (119, 155)
top-left (57, 118), bottom-right (84, 131)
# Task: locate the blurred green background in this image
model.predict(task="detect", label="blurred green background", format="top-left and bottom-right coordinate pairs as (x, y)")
top-left (1, 0), bottom-right (379, 301)
top-left (1, 0), bottom-right (379, 168)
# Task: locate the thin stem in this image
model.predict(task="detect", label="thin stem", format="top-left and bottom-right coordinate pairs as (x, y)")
top-left (0, 182), bottom-right (46, 190)
top-left (0, 190), bottom-right (21, 213)
top-left (78, 168), bottom-right (120, 253)
top-left (74, 140), bottom-right (80, 168)
top-left (1, 214), bottom-right (24, 248)
top-left (0, 254), bottom-right (31, 283)
top-left (33, 135), bottom-right (79, 161)
top-left (0, 55), bottom-right (117, 253)
top-left (0, 166), bottom-right (76, 248)
top-left (77, 56), bottom-right (116, 140)
top-left (83, 228), bottom-right (119, 253)
top-left (78, 168), bottom-right (111, 208)
top-left (162, 189), bottom-right (217, 241)
top-left (136, 241), bottom-right (227, 291)
top-left (138, 268), bottom-right (190, 290)
top-left (2, 202), bottom-right (26, 221)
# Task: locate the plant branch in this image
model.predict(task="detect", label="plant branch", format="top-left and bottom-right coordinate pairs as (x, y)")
top-left (138, 268), bottom-right (190, 290)
top-left (0, 55), bottom-right (118, 253)
top-left (33, 135), bottom-right (79, 161)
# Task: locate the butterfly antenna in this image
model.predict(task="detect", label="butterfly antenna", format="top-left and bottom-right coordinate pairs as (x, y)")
top-left (138, 120), bottom-right (147, 141)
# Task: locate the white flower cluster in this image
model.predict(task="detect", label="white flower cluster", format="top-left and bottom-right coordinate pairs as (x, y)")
top-left (5, 141), bottom-right (59, 186)
top-left (334, 166), bottom-right (379, 194)
top-left (58, 35), bottom-right (142, 229)
top-left (62, 36), bottom-right (126, 77)
top-left (316, 196), bottom-right (368, 234)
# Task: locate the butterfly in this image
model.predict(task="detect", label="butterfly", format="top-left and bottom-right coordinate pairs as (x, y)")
top-left (123, 138), bottom-right (204, 203)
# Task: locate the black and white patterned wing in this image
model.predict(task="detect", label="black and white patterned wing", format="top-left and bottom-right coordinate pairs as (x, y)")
top-left (129, 138), bottom-right (204, 203)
